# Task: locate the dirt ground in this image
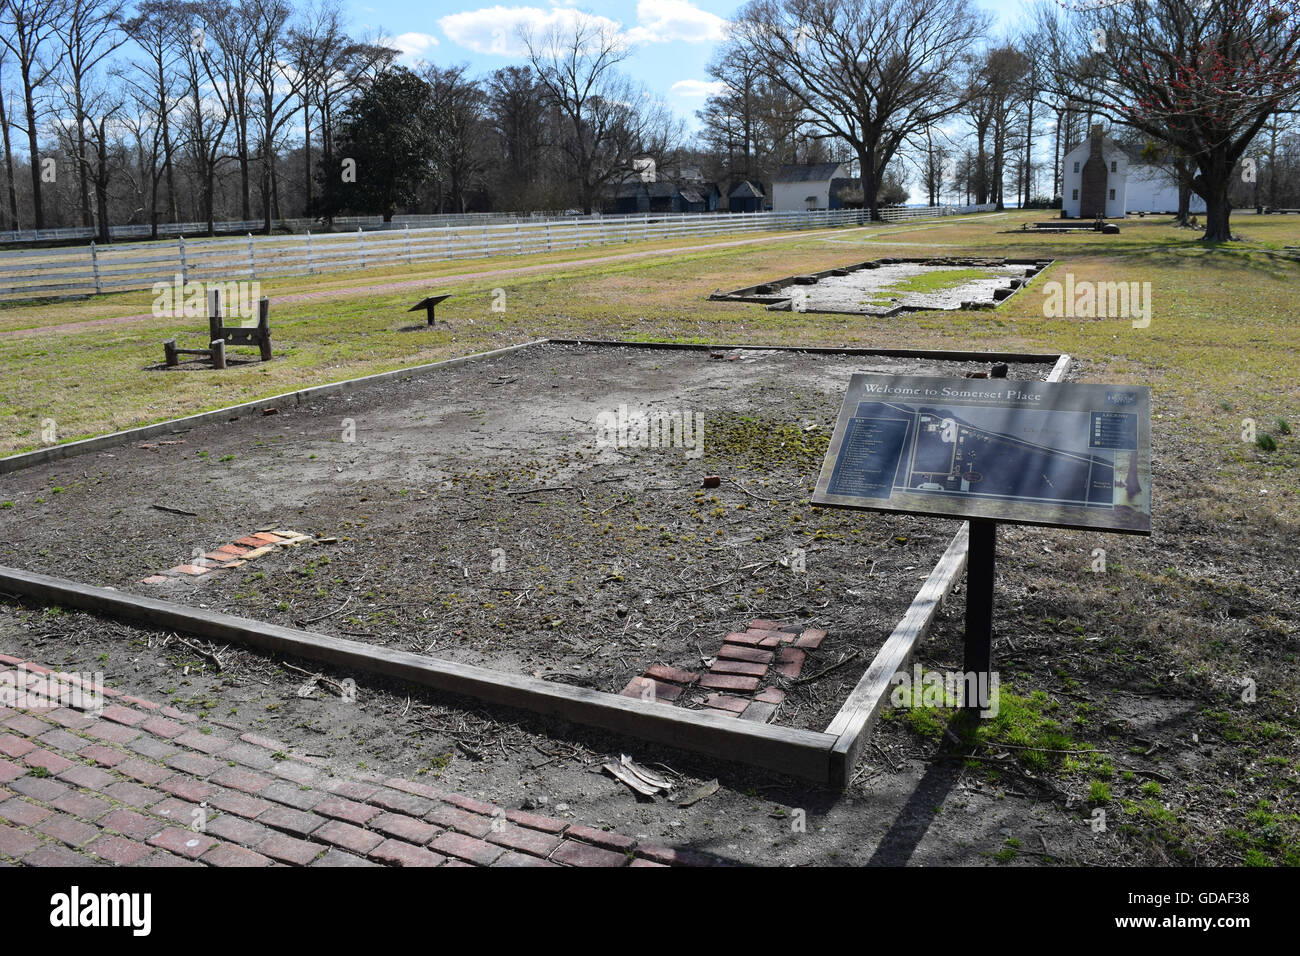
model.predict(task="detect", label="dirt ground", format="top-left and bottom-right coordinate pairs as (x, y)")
top-left (0, 342), bottom-right (1052, 735)
top-left (1, 340), bottom-right (1294, 867)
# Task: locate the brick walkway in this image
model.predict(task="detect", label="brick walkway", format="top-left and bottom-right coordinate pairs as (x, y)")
top-left (0, 652), bottom-right (714, 867)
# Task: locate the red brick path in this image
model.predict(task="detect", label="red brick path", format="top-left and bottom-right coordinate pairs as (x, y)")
top-left (0, 652), bottom-right (715, 867)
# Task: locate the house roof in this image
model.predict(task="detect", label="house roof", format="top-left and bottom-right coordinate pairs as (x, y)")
top-left (773, 163), bottom-right (847, 183)
top-left (729, 180), bottom-right (764, 198)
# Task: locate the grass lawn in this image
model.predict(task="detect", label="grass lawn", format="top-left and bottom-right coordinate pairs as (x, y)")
top-left (2, 206), bottom-right (1296, 865)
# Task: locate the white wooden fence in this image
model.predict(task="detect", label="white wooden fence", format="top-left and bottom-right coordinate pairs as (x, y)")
top-left (0, 205), bottom-right (994, 300)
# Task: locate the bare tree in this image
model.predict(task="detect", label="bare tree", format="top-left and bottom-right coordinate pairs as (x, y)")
top-left (0, 0), bottom-right (67, 229)
top-left (523, 13), bottom-right (680, 213)
top-left (246, 0), bottom-right (302, 231)
top-left (121, 0), bottom-right (182, 234)
top-left (0, 42), bottom-right (20, 229)
top-left (177, 1), bottom-right (232, 232)
top-left (732, 0), bottom-right (988, 220)
top-left (54, 0), bottom-right (126, 231)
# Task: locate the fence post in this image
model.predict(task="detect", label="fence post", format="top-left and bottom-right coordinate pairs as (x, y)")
top-left (405, 224), bottom-right (412, 265)
top-left (178, 236), bottom-right (188, 284)
top-left (445, 226), bottom-right (452, 260)
top-left (516, 222), bottom-right (522, 254)
top-left (545, 222), bottom-right (552, 252)
top-left (247, 233), bottom-right (256, 279)
top-left (89, 241), bottom-right (102, 294)
top-left (357, 227), bottom-right (365, 269)
top-left (306, 230), bottom-right (314, 274)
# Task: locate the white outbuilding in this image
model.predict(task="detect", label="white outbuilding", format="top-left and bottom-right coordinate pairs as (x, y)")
top-left (1061, 125), bottom-right (1206, 218)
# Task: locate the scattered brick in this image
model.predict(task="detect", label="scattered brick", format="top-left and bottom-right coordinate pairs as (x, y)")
top-left (703, 694), bottom-right (749, 714)
top-left (740, 701), bottom-right (778, 723)
top-left (645, 665), bottom-right (700, 685)
top-left (776, 647), bottom-right (806, 678)
top-left (722, 630), bottom-right (764, 647)
top-left (749, 618), bottom-right (781, 630)
top-left (636, 843), bottom-right (717, 867)
top-left (699, 673), bottom-right (760, 693)
top-left (755, 687), bottom-right (786, 705)
top-left (709, 659), bottom-right (768, 677)
top-left (795, 628), bottom-right (827, 649)
top-left (717, 644), bottom-right (774, 664)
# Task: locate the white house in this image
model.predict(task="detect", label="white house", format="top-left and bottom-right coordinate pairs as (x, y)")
top-left (1062, 125), bottom-right (1206, 218)
top-left (772, 163), bottom-right (849, 212)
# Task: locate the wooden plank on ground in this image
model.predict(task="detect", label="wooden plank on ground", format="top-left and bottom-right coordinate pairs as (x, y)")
top-left (0, 565), bottom-right (837, 783)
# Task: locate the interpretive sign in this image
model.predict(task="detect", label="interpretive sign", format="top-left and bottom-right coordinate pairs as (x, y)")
top-left (813, 374), bottom-right (1151, 534)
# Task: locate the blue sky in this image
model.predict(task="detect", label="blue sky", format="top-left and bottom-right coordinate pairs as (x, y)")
top-left (352, 0), bottom-right (1033, 132)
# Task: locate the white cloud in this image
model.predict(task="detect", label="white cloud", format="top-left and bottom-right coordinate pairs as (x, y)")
top-left (671, 78), bottom-right (727, 98)
top-left (439, 6), bottom-right (622, 57)
top-left (390, 31), bottom-right (441, 60)
top-left (626, 0), bottom-right (727, 45)
top-left (440, 2), bottom-right (727, 57)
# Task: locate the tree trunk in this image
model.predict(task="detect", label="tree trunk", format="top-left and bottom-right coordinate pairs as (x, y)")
top-left (302, 99), bottom-right (312, 215)
top-left (22, 71), bottom-right (44, 230)
top-left (0, 83), bottom-right (17, 230)
top-left (1176, 181), bottom-right (1190, 226)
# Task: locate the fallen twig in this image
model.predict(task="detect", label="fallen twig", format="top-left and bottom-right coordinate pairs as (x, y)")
top-left (151, 504), bottom-right (199, 517)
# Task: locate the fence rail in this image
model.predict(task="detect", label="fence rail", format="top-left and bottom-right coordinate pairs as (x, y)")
top-left (0, 205), bottom-right (995, 301)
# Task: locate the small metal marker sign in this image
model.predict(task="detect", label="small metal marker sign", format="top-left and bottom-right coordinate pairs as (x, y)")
top-left (812, 374), bottom-right (1152, 534)
top-left (813, 373), bottom-right (1151, 713)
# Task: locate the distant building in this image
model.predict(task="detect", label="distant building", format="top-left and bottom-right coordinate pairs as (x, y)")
top-left (1062, 125), bottom-right (1206, 218)
top-left (614, 180), bottom-right (720, 214)
top-left (727, 180), bottom-right (765, 212)
top-left (771, 163), bottom-right (850, 211)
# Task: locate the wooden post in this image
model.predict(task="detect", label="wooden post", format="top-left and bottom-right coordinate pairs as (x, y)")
top-left (210, 339), bottom-right (226, 370)
top-left (256, 298), bottom-right (272, 360)
top-left (445, 226), bottom-right (452, 260)
top-left (247, 233), bottom-right (256, 279)
top-left (208, 287), bottom-right (223, 344)
top-left (306, 230), bottom-right (314, 274)
top-left (357, 227), bottom-right (365, 269)
top-left (178, 236), bottom-right (188, 284)
top-left (89, 241), bottom-right (102, 294)
top-left (405, 224), bottom-right (412, 264)
top-left (963, 518), bottom-right (997, 713)
top-left (164, 340), bottom-right (179, 367)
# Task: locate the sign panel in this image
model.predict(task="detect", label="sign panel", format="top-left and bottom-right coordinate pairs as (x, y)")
top-left (812, 374), bottom-right (1152, 534)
